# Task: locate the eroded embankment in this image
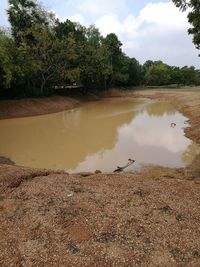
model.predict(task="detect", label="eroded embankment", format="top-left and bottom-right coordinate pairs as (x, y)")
top-left (0, 95), bottom-right (96, 120)
top-left (0, 89), bottom-right (200, 267)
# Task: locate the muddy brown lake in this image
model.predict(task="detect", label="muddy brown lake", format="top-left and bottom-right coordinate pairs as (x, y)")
top-left (0, 97), bottom-right (199, 172)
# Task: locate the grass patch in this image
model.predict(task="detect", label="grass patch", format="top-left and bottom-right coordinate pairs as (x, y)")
top-left (195, 168), bottom-right (200, 178)
top-left (0, 195), bottom-right (5, 201)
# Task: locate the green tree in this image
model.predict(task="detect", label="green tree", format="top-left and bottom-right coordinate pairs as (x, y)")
top-left (145, 63), bottom-right (171, 86)
top-left (0, 30), bottom-right (16, 93)
top-left (16, 25), bottom-right (79, 96)
top-left (103, 33), bottom-right (123, 85)
top-left (128, 57), bottom-right (142, 86)
top-left (169, 66), bottom-right (183, 85)
top-left (113, 55), bottom-right (142, 86)
top-left (143, 60), bottom-right (154, 69)
top-left (112, 54), bottom-right (129, 86)
top-left (7, 0), bottom-right (51, 45)
top-left (180, 66), bottom-right (199, 85)
top-left (79, 26), bottom-right (111, 90)
top-left (141, 60), bottom-right (155, 83)
top-left (55, 19), bottom-right (86, 44)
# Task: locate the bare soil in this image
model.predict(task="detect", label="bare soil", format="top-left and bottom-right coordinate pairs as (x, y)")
top-left (0, 88), bottom-right (200, 266)
top-left (0, 95), bottom-right (83, 120)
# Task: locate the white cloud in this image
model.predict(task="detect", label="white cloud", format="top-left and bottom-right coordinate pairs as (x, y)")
top-left (95, 14), bottom-right (124, 36)
top-left (77, 0), bottom-right (129, 18)
top-left (138, 2), bottom-right (188, 29)
top-left (94, 2), bottom-right (200, 68)
top-left (62, 14), bottom-right (86, 25)
top-left (94, 2), bottom-right (188, 37)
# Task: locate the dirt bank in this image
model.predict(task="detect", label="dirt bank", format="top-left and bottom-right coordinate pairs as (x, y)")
top-left (0, 95), bottom-right (91, 120)
top-left (0, 89), bottom-right (200, 266)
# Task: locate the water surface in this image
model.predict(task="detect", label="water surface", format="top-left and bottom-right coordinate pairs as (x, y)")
top-left (0, 98), bottom-right (199, 172)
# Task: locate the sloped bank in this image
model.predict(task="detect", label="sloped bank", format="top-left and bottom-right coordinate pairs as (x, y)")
top-left (0, 94), bottom-right (96, 120)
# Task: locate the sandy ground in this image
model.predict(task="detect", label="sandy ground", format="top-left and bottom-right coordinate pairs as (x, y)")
top-left (0, 88), bottom-right (200, 266)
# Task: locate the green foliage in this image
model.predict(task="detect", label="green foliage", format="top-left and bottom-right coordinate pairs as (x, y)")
top-left (113, 55), bottom-right (142, 86)
top-left (0, 0), bottom-right (199, 97)
top-left (79, 26), bottom-right (112, 90)
top-left (143, 61), bottom-right (200, 86)
top-left (169, 66), bottom-right (183, 85)
top-left (0, 30), bottom-right (14, 90)
top-left (181, 66), bottom-right (200, 85)
top-left (55, 19), bottom-right (86, 44)
top-left (18, 25), bottom-right (80, 95)
top-left (103, 33), bottom-right (123, 86)
top-left (7, 0), bottom-right (51, 45)
top-left (0, 195), bottom-right (5, 201)
top-left (145, 63), bottom-right (171, 86)
top-left (127, 58), bottom-right (143, 86)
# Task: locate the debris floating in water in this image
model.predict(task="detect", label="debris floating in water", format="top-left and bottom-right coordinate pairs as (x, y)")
top-left (113, 159), bottom-right (135, 173)
top-left (170, 122), bottom-right (176, 128)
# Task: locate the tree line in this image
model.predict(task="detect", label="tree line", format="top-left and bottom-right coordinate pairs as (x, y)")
top-left (0, 0), bottom-right (200, 97)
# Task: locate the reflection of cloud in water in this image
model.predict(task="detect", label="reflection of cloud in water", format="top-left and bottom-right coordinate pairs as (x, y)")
top-left (119, 111), bottom-right (190, 153)
top-left (70, 108), bottom-right (199, 173)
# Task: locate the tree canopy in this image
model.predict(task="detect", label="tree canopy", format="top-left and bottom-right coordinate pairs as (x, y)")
top-left (0, 0), bottom-right (199, 97)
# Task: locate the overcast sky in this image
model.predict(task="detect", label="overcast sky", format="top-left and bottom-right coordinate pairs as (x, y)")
top-left (0, 0), bottom-right (200, 68)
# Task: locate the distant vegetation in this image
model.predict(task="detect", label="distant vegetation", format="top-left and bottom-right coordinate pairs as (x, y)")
top-left (0, 0), bottom-right (200, 97)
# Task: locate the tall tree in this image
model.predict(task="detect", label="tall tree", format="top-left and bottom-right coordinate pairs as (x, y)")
top-left (128, 58), bottom-right (143, 86)
top-left (0, 30), bottom-right (14, 91)
top-left (16, 25), bottom-right (79, 96)
top-left (103, 33), bottom-right (123, 85)
top-left (7, 0), bottom-right (52, 45)
top-left (79, 25), bottom-right (111, 90)
top-left (55, 19), bottom-right (86, 44)
top-left (169, 66), bottom-right (183, 85)
top-left (145, 63), bottom-right (171, 86)
top-left (181, 66), bottom-right (199, 85)
top-left (113, 55), bottom-right (142, 86)
top-left (55, 19), bottom-right (87, 85)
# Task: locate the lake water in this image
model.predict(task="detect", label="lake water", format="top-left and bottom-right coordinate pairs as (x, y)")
top-left (0, 97), bottom-right (199, 172)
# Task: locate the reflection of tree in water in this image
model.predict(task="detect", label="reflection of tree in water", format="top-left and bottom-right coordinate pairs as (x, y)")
top-left (181, 142), bottom-right (200, 165)
top-left (145, 102), bottom-right (176, 117)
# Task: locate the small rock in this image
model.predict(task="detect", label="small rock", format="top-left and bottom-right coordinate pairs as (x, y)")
top-left (77, 172), bottom-right (93, 177)
top-left (68, 243), bottom-right (80, 254)
top-left (95, 170), bottom-right (102, 174)
top-left (67, 192), bottom-right (74, 197)
top-left (176, 214), bottom-right (187, 221)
